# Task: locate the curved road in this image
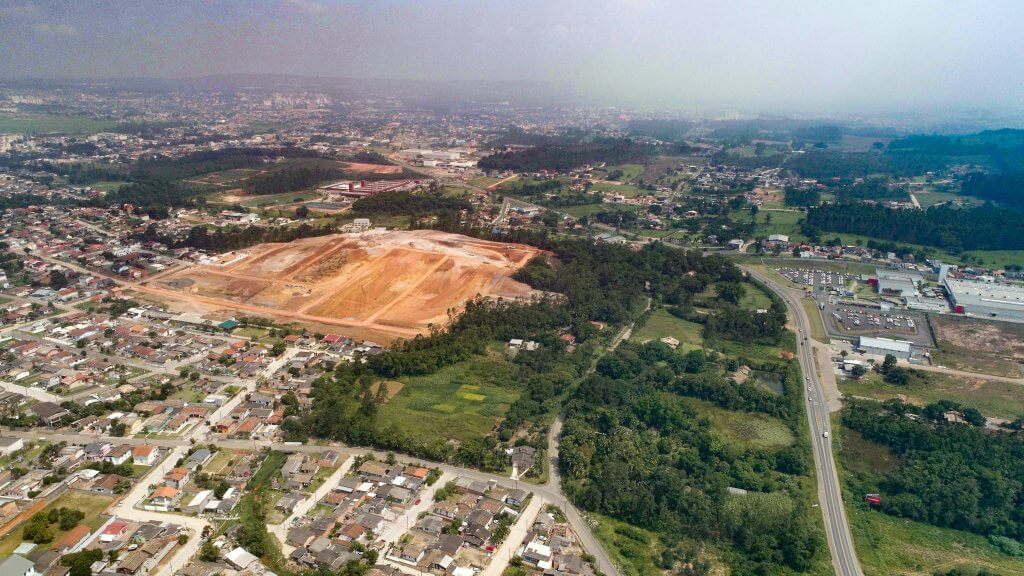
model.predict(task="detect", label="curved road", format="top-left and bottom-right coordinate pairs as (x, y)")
top-left (744, 266), bottom-right (862, 576)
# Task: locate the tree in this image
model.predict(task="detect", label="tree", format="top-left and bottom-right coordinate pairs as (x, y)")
top-left (715, 282), bottom-right (746, 305)
top-left (850, 364), bottom-right (868, 379)
top-left (295, 204), bottom-right (310, 219)
top-left (880, 354), bottom-right (897, 374)
top-left (199, 540), bottom-right (219, 562)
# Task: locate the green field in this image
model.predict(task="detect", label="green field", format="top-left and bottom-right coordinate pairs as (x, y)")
top-left (601, 164), bottom-right (645, 182)
top-left (839, 369), bottom-right (1024, 420)
top-left (589, 513), bottom-right (667, 576)
top-left (836, 425), bottom-right (1024, 576)
top-left (738, 284), bottom-right (773, 311)
top-left (468, 176), bottom-right (502, 188)
top-left (630, 308), bottom-right (704, 350)
top-left (378, 351), bottom-right (521, 443)
top-left (0, 113), bottom-right (120, 135)
top-left (0, 492), bottom-right (113, 559)
top-left (87, 180), bottom-right (128, 192)
top-left (802, 299), bottom-right (830, 343)
top-left (559, 203), bottom-right (636, 218)
top-left (684, 397), bottom-right (795, 450)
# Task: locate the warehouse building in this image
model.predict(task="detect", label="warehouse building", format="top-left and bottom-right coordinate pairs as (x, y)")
top-left (875, 268), bottom-right (922, 298)
top-left (857, 336), bottom-right (913, 359)
top-left (943, 277), bottom-right (1024, 321)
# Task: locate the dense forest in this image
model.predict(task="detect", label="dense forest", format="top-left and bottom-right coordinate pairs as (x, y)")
top-left (560, 342), bottom-right (821, 574)
top-left (242, 164), bottom-right (346, 195)
top-left (961, 172), bottom-right (1024, 209)
top-left (805, 203), bottom-right (1024, 252)
top-left (626, 119), bottom-right (697, 142)
top-left (478, 138), bottom-right (659, 172)
top-left (351, 190), bottom-right (471, 217)
top-left (835, 178), bottom-right (909, 201)
top-left (843, 399), bottom-right (1024, 540)
top-left (783, 187), bottom-right (821, 207)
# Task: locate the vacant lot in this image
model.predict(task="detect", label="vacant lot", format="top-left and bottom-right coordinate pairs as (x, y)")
top-left (147, 230), bottom-right (542, 340)
top-left (0, 492), bottom-right (113, 559)
top-left (930, 315), bottom-right (1024, 377)
top-left (840, 370), bottom-right (1024, 420)
top-left (683, 397), bottom-right (794, 450)
top-left (631, 308), bottom-right (703, 350)
top-left (589, 512), bottom-right (667, 576)
top-left (377, 351), bottom-right (520, 444)
top-left (836, 426), bottom-right (1024, 576)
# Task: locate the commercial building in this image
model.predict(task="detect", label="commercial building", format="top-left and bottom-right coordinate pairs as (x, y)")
top-left (316, 179), bottom-right (422, 200)
top-left (944, 277), bottom-right (1024, 321)
top-left (875, 268), bottom-right (921, 298)
top-left (857, 336), bottom-right (913, 359)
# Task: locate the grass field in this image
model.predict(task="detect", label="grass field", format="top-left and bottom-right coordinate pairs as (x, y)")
top-left (589, 513), bottom-right (667, 576)
top-left (839, 370), bottom-right (1024, 420)
top-left (802, 298), bottom-right (830, 343)
top-left (0, 492), bottom-right (113, 559)
top-left (559, 203), bottom-right (636, 218)
top-left (468, 176), bottom-right (502, 188)
top-left (630, 308), bottom-right (704, 350)
top-left (88, 180), bottom-right (128, 192)
top-left (0, 113), bottom-right (120, 135)
top-left (835, 425), bottom-right (1024, 576)
top-left (738, 284), bottom-right (773, 311)
top-left (849, 506), bottom-right (1024, 576)
top-left (929, 315), bottom-right (1024, 378)
top-left (683, 397), bottom-right (795, 450)
top-left (378, 350), bottom-right (521, 444)
top-left (601, 164), bottom-right (645, 182)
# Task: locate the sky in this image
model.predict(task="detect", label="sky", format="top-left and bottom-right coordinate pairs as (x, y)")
top-left (1, 0), bottom-right (1023, 114)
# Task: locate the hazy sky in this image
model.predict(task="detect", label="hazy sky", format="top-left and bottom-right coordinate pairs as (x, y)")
top-left (2, 0), bottom-right (1023, 113)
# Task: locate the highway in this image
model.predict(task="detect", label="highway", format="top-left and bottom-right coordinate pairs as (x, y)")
top-left (745, 266), bottom-right (862, 576)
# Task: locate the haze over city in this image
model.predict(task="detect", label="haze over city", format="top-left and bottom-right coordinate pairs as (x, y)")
top-left (2, 3), bottom-right (1024, 576)
top-left (2, 0), bottom-right (1024, 113)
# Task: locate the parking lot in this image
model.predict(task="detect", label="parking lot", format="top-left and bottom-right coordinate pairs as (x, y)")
top-left (776, 267), bottom-right (854, 291)
top-left (819, 303), bottom-right (935, 347)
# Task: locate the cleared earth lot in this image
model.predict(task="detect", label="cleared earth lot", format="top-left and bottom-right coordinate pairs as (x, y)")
top-left (145, 229), bottom-right (543, 340)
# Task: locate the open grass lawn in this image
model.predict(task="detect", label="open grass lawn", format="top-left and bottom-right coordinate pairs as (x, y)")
top-left (233, 326), bottom-right (271, 340)
top-left (849, 506), bottom-right (1024, 576)
top-left (682, 397), bottom-right (795, 450)
top-left (378, 350), bottom-right (521, 444)
top-left (88, 180), bottom-right (128, 192)
top-left (839, 369), bottom-right (1024, 420)
top-left (468, 176), bottom-right (502, 188)
top-left (589, 512), bottom-right (666, 576)
top-left (802, 298), bottom-right (830, 343)
top-left (238, 191), bottom-right (322, 208)
top-left (738, 284), bottom-right (773, 311)
top-left (169, 383), bottom-right (205, 403)
top-left (0, 492), bottom-right (113, 559)
top-left (0, 113), bottom-right (120, 135)
top-left (931, 347), bottom-right (1021, 379)
top-left (589, 181), bottom-right (648, 197)
top-left (559, 203), bottom-right (635, 218)
top-left (835, 425), bottom-right (1024, 576)
top-left (601, 164), bottom-right (645, 182)
top-left (630, 308), bottom-right (703, 350)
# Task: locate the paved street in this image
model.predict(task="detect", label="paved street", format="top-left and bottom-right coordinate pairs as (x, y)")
top-left (745, 265), bottom-right (863, 576)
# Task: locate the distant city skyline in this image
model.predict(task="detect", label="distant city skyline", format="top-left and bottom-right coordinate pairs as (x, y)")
top-left (2, 0), bottom-right (1023, 114)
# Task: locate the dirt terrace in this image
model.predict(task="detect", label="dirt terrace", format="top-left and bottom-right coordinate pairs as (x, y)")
top-left (141, 229), bottom-right (543, 340)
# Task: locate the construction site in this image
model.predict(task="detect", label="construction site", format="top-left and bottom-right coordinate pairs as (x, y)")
top-left (138, 229), bottom-right (544, 341)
